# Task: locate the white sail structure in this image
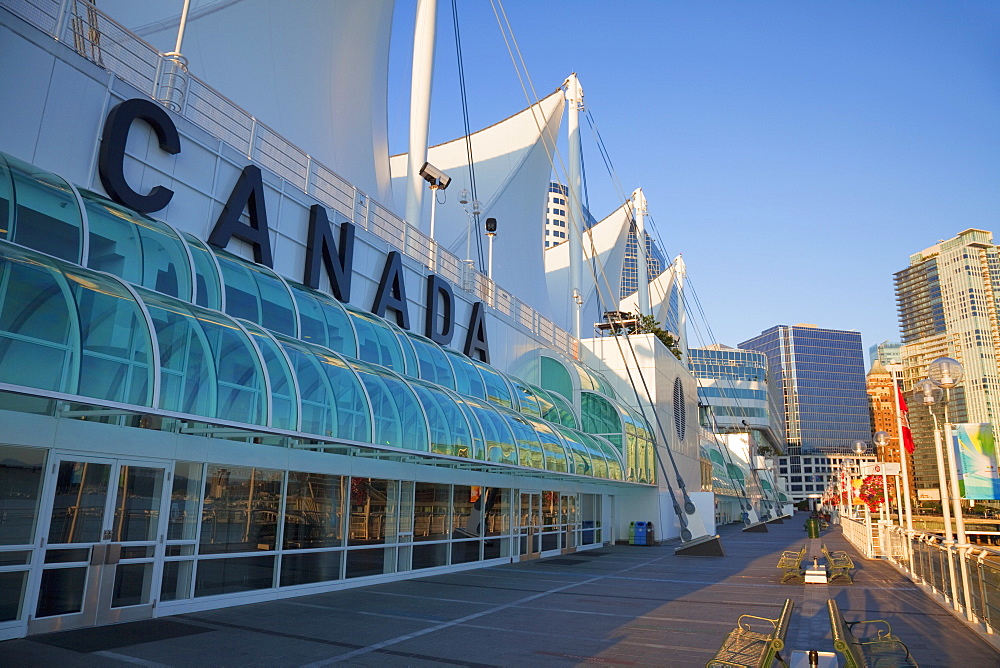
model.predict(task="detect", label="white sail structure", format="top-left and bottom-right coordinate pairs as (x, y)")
top-left (620, 255), bottom-right (687, 351)
top-left (544, 201), bottom-right (632, 335)
top-left (101, 0), bottom-right (396, 205)
top-left (389, 88), bottom-right (564, 314)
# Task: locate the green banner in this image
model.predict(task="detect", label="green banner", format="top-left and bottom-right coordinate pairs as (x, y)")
top-left (953, 423), bottom-right (1000, 500)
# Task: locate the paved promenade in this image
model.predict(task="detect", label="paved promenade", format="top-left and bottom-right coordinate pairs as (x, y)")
top-left (8, 513), bottom-right (1000, 667)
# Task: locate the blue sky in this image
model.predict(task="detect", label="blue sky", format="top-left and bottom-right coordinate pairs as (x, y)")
top-left (387, 1), bottom-right (1000, 356)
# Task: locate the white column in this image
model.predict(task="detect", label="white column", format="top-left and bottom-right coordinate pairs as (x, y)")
top-left (633, 188), bottom-right (649, 316)
top-left (405, 0), bottom-right (437, 228)
top-left (674, 255), bottom-right (689, 359)
top-left (566, 74), bottom-right (584, 340)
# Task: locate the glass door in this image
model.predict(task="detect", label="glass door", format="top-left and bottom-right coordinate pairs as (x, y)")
top-left (518, 492), bottom-right (541, 560)
top-left (29, 456), bottom-right (167, 634)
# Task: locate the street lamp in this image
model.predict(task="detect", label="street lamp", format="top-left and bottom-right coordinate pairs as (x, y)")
top-left (873, 430), bottom-right (893, 522)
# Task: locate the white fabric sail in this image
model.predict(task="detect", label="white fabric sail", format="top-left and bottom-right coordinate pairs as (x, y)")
top-left (101, 0), bottom-right (396, 206)
top-left (544, 201), bottom-right (632, 335)
top-left (390, 88), bottom-right (565, 315)
top-left (620, 262), bottom-right (679, 333)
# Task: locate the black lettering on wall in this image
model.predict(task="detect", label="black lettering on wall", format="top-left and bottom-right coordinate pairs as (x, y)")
top-left (304, 205), bottom-right (354, 302)
top-left (208, 165), bottom-right (273, 267)
top-left (424, 274), bottom-right (455, 345)
top-left (98, 98), bottom-right (180, 213)
top-left (372, 251), bottom-right (410, 329)
top-left (463, 301), bottom-right (490, 363)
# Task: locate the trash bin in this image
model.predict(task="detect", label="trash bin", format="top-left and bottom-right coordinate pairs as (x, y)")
top-left (805, 518), bottom-right (820, 538)
top-left (628, 521), bottom-right (636, 545)
top-left (646, 522), bottom-right (655, 545)
top-left (634, 521), bottom-right (647, 546)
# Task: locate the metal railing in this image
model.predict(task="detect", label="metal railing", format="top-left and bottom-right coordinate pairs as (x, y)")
top-left (842, 514), bottom-right (1000, 636)
top-left (5, 0), bottom-right (578, 360)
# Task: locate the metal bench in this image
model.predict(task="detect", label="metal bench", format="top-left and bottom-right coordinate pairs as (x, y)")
top-left (707, 598), bottom-right (794, 668)
top-left (821, 543), bottom-right (854, 583)
top-left (827, 599), bottom-right (918, 667)
top-left (777, 545), bottom-right (806, 583)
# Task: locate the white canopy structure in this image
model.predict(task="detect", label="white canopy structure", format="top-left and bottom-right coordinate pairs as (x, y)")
top-left (544, 201), bottom-right (633, 335)
top-left (102, 0), bottom-right (396, 205)
top-left (389, 88), bottom-right (565, 315)
top-left (620, 255), bottom-right (687, 354)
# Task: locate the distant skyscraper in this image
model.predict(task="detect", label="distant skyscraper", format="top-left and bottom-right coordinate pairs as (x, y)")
top-left (869, 340), bottom-right (901, 366)
top-left (739, 324), bottom-right (869, 455)
top-left (620, 230), bottom-right (667, 299)
top-left (894, 228), bottom-right (1000, 491)
top-left (544, 182), bottom-right (569, 248)
top-left (866, 360), bottom-right (916, 497)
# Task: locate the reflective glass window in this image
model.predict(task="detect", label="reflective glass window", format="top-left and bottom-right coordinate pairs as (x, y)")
top-left (574, 431), bottom-right (609, 478)
top-left (81, 189), bottom-right (192, 300)
top-left (581, 391), bottom-right (623, 448)
top-left (215, 250), bottom-right (297, 336)
top-left (413, 482), bottom-right (451, 542)
top-left (474, 361), bottom-right (514, 409)
top-left (464, 398), bottom-right (517, 465)
top-left (200, 465), bottom-right (282, 554)
top-left (0, 445), bottom-right (46, 546)
top-left (1, 152), bottom-right (82, 262)
top-left (553, 426), bottom-right (594, 477)
top-left (446, 349), bottom-right (486, 399)
top-left (167, 461), bottom-right (203, 541)
top-left (240, 320), bottom-right (299, 431)
top-left (0, 153), bottom-right (12, 242)
top-left (526, 417), bottom-right (569, 472)
top-left (347, 478), bottom-right (397, 547)
top-left (290, 284), bottom-right (357, 357)
top-left (501, 410), bottom-right (544, 470)
top-left (284, 472), bottom-right (345, 550)
top-left (410, 380), bottom-right (473, 458)
top-left (540, 355), bottom-right (573, 401)
top-left (182, 233), bottom-right (223, 310)
top-left (591, 434), bottom-right (625, 480)
top-left (277, 337), bottom-right (370, 442)
top-left (348, 359), bottom-right (428, 451)
top-left (441, 388), bottom-right (486, 460)
top-left (528, 383), bottom-right (579, 429)
top-left (66, 268), bottom-right (153, 406)
top-left (344, 304), bottom-right (406, 373)
top-left (508, 377), bottom-right (541, 418)
top-left (388, 321), bottom-right (418, 376)
top-left (0, 243), bottom-right (78, 393)
top-left (574, 361), bottom-right (616, 399)
top-left (405, 332), bottom-right (456, 390)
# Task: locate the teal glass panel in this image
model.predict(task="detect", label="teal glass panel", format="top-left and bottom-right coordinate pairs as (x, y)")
top-left (501, 411), bottom-right (544, 470)
top-left (540, 355), bottom-right (573, 401)
top-left (344, 305), bottom-right (405, 373)
top-left (574, 431), bottom-right (609, 479)
top-left (290, 284), bottom-right (357, 357)
top-left (442, 388), bottom-right (486, 460)
top-left (387, 321), bottom-right (418, 376)
top-left (465, 398), bottom-right (517, 465)
top-left (446, 350), bottom-right (486, 400)
top-left (507, 377), bottom-right (541, 418)
top-left (139, 289), bottom-right (216, 417)
top-left (580, 391), bottom-right (623, 447)
top-left (0, 242), bottom-right (78, 393)
top-left (410, 380), bottom-right (473, 458)
top-left (65, 268), bottom-right (153, 406)
top-left (81, 189), bottom-right (192, 300)
top-left (526, 417), bottom-right (568, 473)
top-left (473, 361), bottom-right (513, 409)
top-left (591, 434), bottom-right (625, 480)
top-left (553, 426), bottom-right (595, 477)
top-left (181, 233), bottom-right (223, 310)
top-left (573, 361), bottom-right (616, 399)
top-left (546, 389), bottom-right (580, 430)
top-left (348, 359), bottom-right (428, 451)
top-left (215, 251), bottom-right (296, 336)
top-left (277, 337), bottom-right (370, 442)
top-left (240, 320), bottom-right (299, 431)
top-left (0, 153), bottom-right (13, 242)
top-left (2, 152), bottom-right (82, 262)
top-left (405, 332), bottom-right (456, 390)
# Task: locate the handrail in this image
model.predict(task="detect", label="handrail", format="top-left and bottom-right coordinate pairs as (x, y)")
top-left (8, 0), bottom-right (579, 360)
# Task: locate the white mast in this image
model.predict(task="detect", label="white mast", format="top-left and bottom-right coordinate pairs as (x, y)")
top-left (633, 187), bottom-right (649, 316)
top-left (566, 74), bottom-right (584, 339)
top-left (674, 255), bottom-right (689, 359)
top-left (405, 0), bottom-right (437, 228)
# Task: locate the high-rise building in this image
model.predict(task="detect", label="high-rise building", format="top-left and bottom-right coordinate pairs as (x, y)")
top-left (869, 340), bottom-right (901, 366)
top-left (544, 182), bottom-right (570, 248)
top-left (866, 360), bottom-right (916, 498)
top-left (739, 324), bottom-right (869, 454)
top-left (894, 228), bottom-right (1000, 491)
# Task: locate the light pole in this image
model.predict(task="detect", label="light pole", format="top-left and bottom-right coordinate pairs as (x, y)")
top-left (485, 217), bottom-right (497, 279)
top-left (872, 430), bottom-right (893, 522)
top-left (913, 373), bottom-right (965, 615)
top-left (927, 356), bottom-right (975, 621)
top-left (853, 440), bottom-right (868, 519)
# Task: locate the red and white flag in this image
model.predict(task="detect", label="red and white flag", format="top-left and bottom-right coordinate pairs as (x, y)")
top-left (898, 385), bottom-right (915, 454)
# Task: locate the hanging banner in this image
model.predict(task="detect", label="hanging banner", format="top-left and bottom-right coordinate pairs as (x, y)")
top-left (851, 478), bottom-right (865, 505)
top-left (952, 423), bottom-right (1000, 500)
top-left (860, 462), bottom-right (901, 476)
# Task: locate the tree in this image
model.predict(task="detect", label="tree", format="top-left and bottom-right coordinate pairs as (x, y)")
top-left (607, 312), bottom-right (683, 360)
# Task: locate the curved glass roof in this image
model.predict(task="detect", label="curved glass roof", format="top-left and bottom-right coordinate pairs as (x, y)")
top-left (82, 189), bottom-right (193, 302)
top-left (572, 360), bottom-right (617, 399)
top-left (0, 151), bottom-right (660, 486)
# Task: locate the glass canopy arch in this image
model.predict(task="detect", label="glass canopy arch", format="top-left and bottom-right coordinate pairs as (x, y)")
top-left (215, 249), bottom-right (298, 337)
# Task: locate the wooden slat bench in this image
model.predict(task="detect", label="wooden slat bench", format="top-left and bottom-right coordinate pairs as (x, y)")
top-left (777, 545), bottom-right (806, 583)
top-left (821, 543), bottom-right (854, 583)
top-left (827, 599), bottom-right (918, 667)
top-left (707, 598), bottom-right (794, 668)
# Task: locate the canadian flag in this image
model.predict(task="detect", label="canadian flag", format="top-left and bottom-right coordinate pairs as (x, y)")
top-left (898, 385), bottom-right (915, 454)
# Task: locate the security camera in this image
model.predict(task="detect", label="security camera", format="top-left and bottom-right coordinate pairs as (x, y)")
top-left (418, 162), bottom-right (451, 190)
top-left (485, 217), bottom-right (497, 233)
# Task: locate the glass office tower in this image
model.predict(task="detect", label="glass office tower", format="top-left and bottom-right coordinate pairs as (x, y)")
top-left (739, 325), bottom-right (869, 454)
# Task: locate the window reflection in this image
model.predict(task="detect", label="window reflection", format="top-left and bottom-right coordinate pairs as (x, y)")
top-left (200, 466), bottom-right (282, 554)
top-left (283, 472), bottom-right (344, 549)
